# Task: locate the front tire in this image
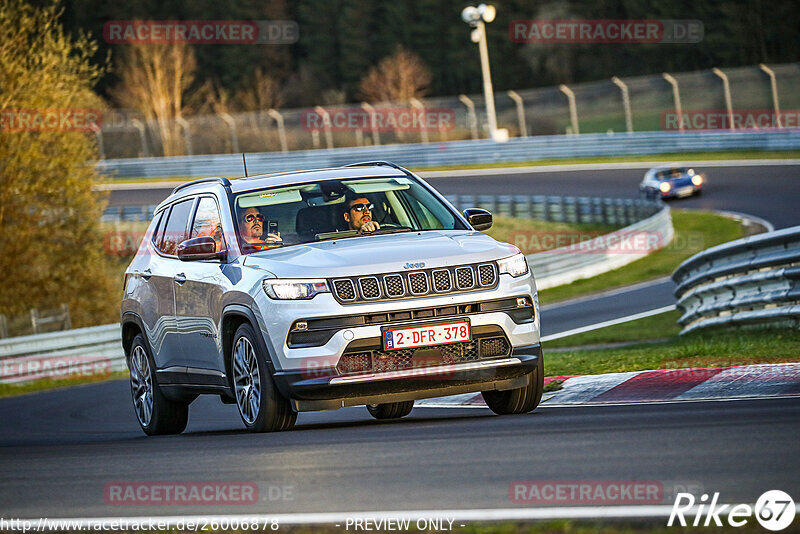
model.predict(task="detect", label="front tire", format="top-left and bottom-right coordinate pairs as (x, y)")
top-left (482, 355), bottom-right (544, 415)
top-left (367, 401), bottom-right (414, 419)
top-left (129, 334), bottom-right (189, 436)
top-left (232, 323), bottom-right (296, 433)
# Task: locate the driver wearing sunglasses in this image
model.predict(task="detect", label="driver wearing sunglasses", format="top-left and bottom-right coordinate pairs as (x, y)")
top-left (343, 196), bottom-right (381, 234)
top-left (239, 207), bottom-right (282, 247)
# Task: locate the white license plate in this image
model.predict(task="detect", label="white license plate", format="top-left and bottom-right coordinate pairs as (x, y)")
top-left (383, 320), bottom-right (471, 351)
top-left (677, 186), bottom-right (694, 197)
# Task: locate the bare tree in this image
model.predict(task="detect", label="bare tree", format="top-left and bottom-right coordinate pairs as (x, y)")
top-left (111, 43), bottom-right (196, 156)
top-left (236, 68), bottom-right (283, 111)
top-left (359, 47), bottom-right (432, 103)
top-left (187, 79), bottom-right (232, 115)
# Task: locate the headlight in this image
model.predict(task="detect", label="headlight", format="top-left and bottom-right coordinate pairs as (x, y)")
top-left (691, 174), bottom-right (703, 186)
top-left (263, 279), bottom-right (329, 300)
top-left (659, 182), bottom-right (672, 193)
top-left (498, 253), bottom-right (529, 277)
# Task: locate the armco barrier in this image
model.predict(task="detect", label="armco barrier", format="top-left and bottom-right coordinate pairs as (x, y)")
top-left (0, 324), bottom-right (125, 384)
top-left (95, 130), bottom-right (800, 179)
top-left (446, 195), bottom-right (671, 290)
top-left (4, 194), bottom-right (670, 382)
top-left (672, 225), bottom-right (800, 334)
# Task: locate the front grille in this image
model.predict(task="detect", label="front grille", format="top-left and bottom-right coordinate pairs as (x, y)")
top-left (329, 261), bottom-right (498, 304)
top-left (383, 274), bottom-right (404, 297)
top-left (455, 267), bottom-right (475, 289)
top-left (337, 352), bottom-right (371, 374)
top-left (408, 272), bottom-right (429, 295)
top-left (478, 264), bottom-right (496, 286)
top-left (432, 269), bottom-right (452, 292)
top-left (479, 336), bottom-right (510, 357)
top-left (359, 277), bottom-right (381, 299)
top-left (333, 279), bottom-right (356, 301)
top-left (335, 334), bottom-right (511, 376)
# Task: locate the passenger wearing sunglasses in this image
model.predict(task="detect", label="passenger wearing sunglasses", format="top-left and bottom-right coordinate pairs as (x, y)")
top-left (343, 196), bottom-right (381, 234)
top-left (239, 207), bottom-right (282, 247)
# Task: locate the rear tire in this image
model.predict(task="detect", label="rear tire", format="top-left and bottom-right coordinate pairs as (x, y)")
top-left (231, 323), bottom-right (296, 432)
top-left (367, 400), bottom-right (414, 420)
top-left (482, 355), bottom-right (544, 415)
top-left (129, 334), bottom-right (189, 436)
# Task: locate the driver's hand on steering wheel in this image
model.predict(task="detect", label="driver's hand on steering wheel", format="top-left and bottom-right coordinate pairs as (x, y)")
top-left (359, 221), bottom-right (381, 234)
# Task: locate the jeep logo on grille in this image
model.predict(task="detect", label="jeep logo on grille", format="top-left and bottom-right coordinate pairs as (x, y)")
top-left (403, 261), bottom-right (426, 270)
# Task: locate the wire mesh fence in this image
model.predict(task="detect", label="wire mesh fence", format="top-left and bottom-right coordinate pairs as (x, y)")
top-left (96, 63), bottom-right (800, 159)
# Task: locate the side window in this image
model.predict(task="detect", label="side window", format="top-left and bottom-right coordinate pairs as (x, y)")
top-left (160, 199), bottom-right (194, 256)
top-left (190, 197), bottom-right (225, 252)
top-left (150, 210), bottom-right (165, 248)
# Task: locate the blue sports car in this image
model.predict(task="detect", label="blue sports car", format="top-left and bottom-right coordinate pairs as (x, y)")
top-left (639, 166), bottom-right (705, 200)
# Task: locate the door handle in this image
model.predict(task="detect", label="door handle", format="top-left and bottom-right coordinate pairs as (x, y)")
top-left (141, 268), bottom-right (152, 281)
top-left (174, 273), bottom-right (187, 285)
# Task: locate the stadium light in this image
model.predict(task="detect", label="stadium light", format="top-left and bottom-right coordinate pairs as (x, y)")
top-left (461, 4), bottom-right (507, 142)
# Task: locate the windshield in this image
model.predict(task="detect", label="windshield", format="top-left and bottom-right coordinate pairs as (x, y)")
top-left (655, 168), bottom-right (687, 180)
top-left (233, 175), bottom-right (468, 252)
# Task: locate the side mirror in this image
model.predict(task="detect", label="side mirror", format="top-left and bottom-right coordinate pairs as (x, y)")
top-left (463, 208), bottom-right (493, 231)
top-left (177, 237), bottom-right (225, 261)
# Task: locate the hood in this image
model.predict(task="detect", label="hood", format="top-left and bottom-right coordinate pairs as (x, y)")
top-left (242, 230), bottom-right (516, 278)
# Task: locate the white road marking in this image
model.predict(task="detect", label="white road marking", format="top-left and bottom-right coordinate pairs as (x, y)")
top-left (541, 305), bottom-right (676, 342)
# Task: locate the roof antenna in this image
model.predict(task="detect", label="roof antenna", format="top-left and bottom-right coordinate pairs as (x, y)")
top-left (242, 153), bottom-right (249, 177)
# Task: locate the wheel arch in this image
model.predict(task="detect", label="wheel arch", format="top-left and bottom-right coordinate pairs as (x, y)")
top-left (221, 305), bottom-right (284, 396)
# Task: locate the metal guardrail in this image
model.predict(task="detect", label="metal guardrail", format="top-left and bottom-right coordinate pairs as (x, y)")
top-left (6, 194), bottom-right (669, 383)
top-left (95, 130), bottom-right (800, 179)
top-left (0, 324), bottom-right (125, 384)
top-left (672, 225), bottom-right (800, 334)
top-left (445, 194), bottom-right (671, 289)
top-left (528, 206), bottom-right (672, 289)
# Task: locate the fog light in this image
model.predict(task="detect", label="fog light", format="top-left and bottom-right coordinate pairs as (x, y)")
top-left (660, 182), bottom-right (672, 194)
top-left (294, 321), bottom-right (308, 331)
top-left (516, 297), bottom-right (528, 307)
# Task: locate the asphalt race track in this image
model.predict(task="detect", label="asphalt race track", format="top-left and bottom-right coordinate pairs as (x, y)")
top-left (0, 382), bottom-right (798, 518)
top-left (0, 160), bottom-right (798, 520)
top-left (108, 161), bottom-right (800, 228)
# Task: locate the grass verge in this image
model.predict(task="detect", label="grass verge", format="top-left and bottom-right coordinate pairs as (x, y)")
top-left (0, 371), bottom-right (129, 399)
top-left (545, 309), bottom-right (682, 348)
top-left (543, 328), bottom-right (800, 377)
top-left (538, 210), bottom-right (745, 305)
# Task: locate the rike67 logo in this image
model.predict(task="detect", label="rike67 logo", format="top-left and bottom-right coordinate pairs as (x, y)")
top-left (668, 490), bottom-right (795, 531)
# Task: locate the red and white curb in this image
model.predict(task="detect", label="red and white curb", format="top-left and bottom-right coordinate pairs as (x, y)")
top-left (415, 363), bottom-right (800, 407)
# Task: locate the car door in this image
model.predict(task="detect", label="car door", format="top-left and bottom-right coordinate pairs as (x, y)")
top-left (148, 198), bottom-right (195, 375)
top-left (173, 196), bottom-right (228, 384)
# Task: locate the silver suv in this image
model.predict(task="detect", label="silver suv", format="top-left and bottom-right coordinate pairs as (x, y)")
top-left (121, 162), bottom-right (543, 435)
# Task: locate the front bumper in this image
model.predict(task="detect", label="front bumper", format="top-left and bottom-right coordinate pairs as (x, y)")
top-left (272, 343), bottom-right (542, 412)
